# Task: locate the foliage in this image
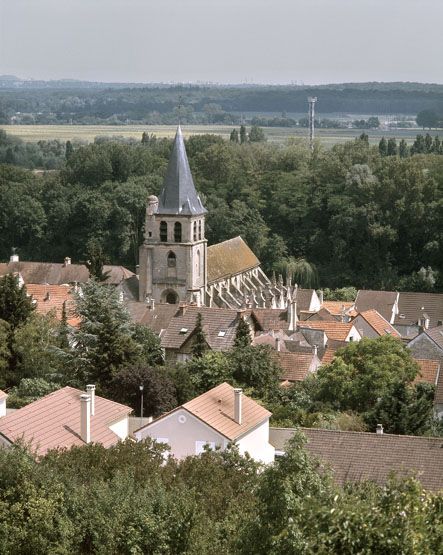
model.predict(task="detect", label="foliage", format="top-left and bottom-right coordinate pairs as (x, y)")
top-left (233, 316), bottom-right (252, 348)
top-left (416, 109), bottom-right (440, 129)
top-left (322, 286), bottom-right (357, 301)
top-left (184, 351), bottom-right (232, 393)
top-left (190, 312), bottom-right (207, 358)
top-left (0, 274), bottom-right (34, 330)
top-left (7, 377), bottom-right (60, 408)
top-left (229, 345), bottom-right (282, 398)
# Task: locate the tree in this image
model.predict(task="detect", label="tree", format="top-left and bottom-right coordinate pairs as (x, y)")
top-left (387, 137), bottom-right (398, 156)
top-left (378, 137), bottom-right (388, 156)
top-left (229, 345), bottom-right (281, 398)
top-left (229, 129), bottom-right (239, 143)
top-left (85, 238), bottom-right (110, 282)
top-left (399, 138), bottom-right (409, 158)
top-left (411, 133), bottom-right (425, 154)
top-left (234, 317), bottom-right (251, 348)
top-left (132, 323), bottom-right (164, 365)
top-left (239, 125), bottom-right (247, 144)
top-left (275, 257), bottom-right (318, 288)
top-left (0, 274), bottom-right (34, 330)
top-left (73, 280), bottom-right (139, 387)
top-left (416, 109), bottom-right (439, 129)
top-left (65, 140), bottom-right (73, 160)
top-left (191, 313), bottom-right (207, 358)
top-left (249, 125), bottom-right (266, 142)
top-left (110, 364), bottom-right (177, 417)
top-left (183, 351), bottom-right (231, 393)
top-left (367, 116), bottom-right (380, 129)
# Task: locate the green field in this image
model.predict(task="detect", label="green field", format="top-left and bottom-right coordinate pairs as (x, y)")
top-left (0, 124), bottom-right (428, 148)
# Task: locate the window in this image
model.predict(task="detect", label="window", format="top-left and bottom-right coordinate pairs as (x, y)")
top-left (193, 221), bottom-right (197, 242)
top-left (196, 249), bottom-right (201, 276)
top-left (174, 222), bottom-right (182, 242)
top-left (218, 330), bottom-right (226, 337)
top-left (167, 251), bottom-right (176, 268)
top-left (165, 291), bottom-right (178, 304)
top-left (179, 328), bottom-right (188, 334)
top-left (198, 220), bottom-right (202, 240)
top-left (195, 441), bottom-right (216, 455)
top-left (160, 221), bottom-right (168, 242)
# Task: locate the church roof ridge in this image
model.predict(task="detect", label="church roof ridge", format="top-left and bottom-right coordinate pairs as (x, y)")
top-left (157, 126), bottom-right (207, 216)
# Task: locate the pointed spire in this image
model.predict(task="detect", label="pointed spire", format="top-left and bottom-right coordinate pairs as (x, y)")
top-left (157, 126), bottom-right (207, 216)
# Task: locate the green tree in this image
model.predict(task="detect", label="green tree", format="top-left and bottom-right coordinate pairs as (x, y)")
top-left (378, 136), bottom-right (388, 156)
top-left (229, 128), bottom-right (239, 143)
top-left (387, 137), bottom-right (398, 156)
top-left (85, 238), bottom-right (110, 282)
top-left (249, 125), bottom-right (266, 142)
top-left (275, 257), bottom-right (318, 288)
top-left (0, 274), bottom-right (34, 330)
top-left (399, 138), bottom-right (409, 157)
top-left (239, 125), bottom-right (247, 144)
top-left (132, 323), bottom-right (164, 365)
top-left (367, 116), bottom-right (380, 128)
top-left (184, 351), bottom-right (231, 393)
top-left (65, 140), bottom-right (73, 160)
top-left (234, 316), bottom-right (252, 348)
top-left (416, 109), bottom-right (439, 129)
top-left (229, 345), bottom-right (281, 398)
top-left (191, 312), bottom-right (207, 358)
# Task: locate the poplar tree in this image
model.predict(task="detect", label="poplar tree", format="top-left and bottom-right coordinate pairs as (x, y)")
top-left (387, 138), bottom-right (397, 156)
top-left (230, 129), bottom-right (239, 143)
top-left (378, 137), bottom-right (388, 156)
top-left (234, 317), bottom-right (251, 348)
top-left (399, 139), bottom-right (409, 158)
top-left (0, 274), bottom-right (34, 330)
top-left (191, 312), bottom-right (207, 358)
top-left (240, 125), bottom-right (247, 144)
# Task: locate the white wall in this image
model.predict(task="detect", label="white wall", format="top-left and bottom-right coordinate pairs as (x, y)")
top-left (109, 416), bottom-right (129, 440)
top-left (236, 419), bottom-right (275, 464)
top-left (0, 398), bottom-right (6, 418)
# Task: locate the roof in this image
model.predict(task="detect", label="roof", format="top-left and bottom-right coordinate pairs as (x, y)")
top-left (354, 309), bottom-right (400, 337)
top-left (0, 387), bottom-right (131, 456)
top-left (161, 305), bottom-right (246, 351)
top-left (157, 126), bottom-right (207, 216)
top-left (269, 427), bottom-right (443, 492)
top-left (298, 320), bottom-right (355, 342)
top-left (252, 309), bottom-right (289, 331)
top-left (321, 301), bottom-right (356, 317)
top-left (26, 283), bottom-right (79, 327)
top-left (274, 352), bottom-right (318, 382)
top-left (140, 382), bottom-right (270, 441)
top-left (207, 236), bottom-right (260, 283)
top-left (354, 290), bottom-right (398, 322)
top-left (0, 261), bottom-right (134, 286)
top-left (126, 301), bottom-right (177, 334)
top-left (413, 359), bottom-right (440, 386)
top-left (395, 292), bottom-right (443, 328)
top-left (424, 325), bottom-right (443, 351)
top-left (320, 340), bottom-right (349, 365)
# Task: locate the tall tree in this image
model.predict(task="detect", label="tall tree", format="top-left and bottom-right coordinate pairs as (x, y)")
top-left (249, 125), bottom-right (266, 142)
top-left (0, 274), bottom-right (34, 330)
top-left (191, 312), bottom-right (207, 358)
top-left (416, 109), bottom-right (439, 129)
top-left (387, 138), bottom-right (398, 156)
top-left (399, 138), bottom-right (409, 158)
top-left (239, 125), bottom-right (247, 144)
top-left (378, 137), bottom-right (388, 156)
top-left (234, 316), bottom-right (252, 348)
top-left (229, 129), bottom-right (239, 143)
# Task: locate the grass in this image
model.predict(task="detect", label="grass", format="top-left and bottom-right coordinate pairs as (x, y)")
top-left (0, 124), bottom-right (426, 148)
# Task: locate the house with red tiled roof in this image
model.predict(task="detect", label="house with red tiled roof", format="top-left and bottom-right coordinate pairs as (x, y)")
top-left (352, 309), bottom-right (400, 339)
top-left (0, 386), bottom-right (132, 456)
top-left (298, 320), bottom-right (361, 342)
top-left (275, 351), bottom-right (321, 384)
top-left (134, 382), bottom-right (275, 463)
top-left (25, 283), bottom-right (80, 327)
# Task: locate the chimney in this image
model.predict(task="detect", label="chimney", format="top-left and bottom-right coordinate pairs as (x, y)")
top-left (10, 253), bottom-right (19, 263)
top-left (288, 300), bottom-right (298, 332)
top-left (80, 394), bottom-right (91, 443)
top-left (312, 344), bottom-right (318, 356)
top-left (86, 384), bottom-right (95, 416)
top-left (178, 302), bottom-right (187, 316)
top-left (376, 424), bottom-right (383, 435)
top-left (319, 290), bottom-right (324, 304)
top-left (0, 392), bottom-right (7, 417)
top-left (64, 257), bottom-right (71, 266)
top-left (135, 264), bottom-right (140, 277)
top-left (234, 388), bottom-right (242, 425)
top-left (275, 337), bottom-right (281, 352)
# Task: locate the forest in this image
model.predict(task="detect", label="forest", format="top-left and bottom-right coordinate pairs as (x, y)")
top-left (1, 128), bottom-right (443, 291)
top-left (1, 81), bottom-right (443, 124)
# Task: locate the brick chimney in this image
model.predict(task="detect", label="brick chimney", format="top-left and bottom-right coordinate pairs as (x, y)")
top-left (178, 302), bottom-right (188, 316)
top-left (80, 394), bottom-right (91, 443)
top-left (234, 388), bottom-right (242, 425)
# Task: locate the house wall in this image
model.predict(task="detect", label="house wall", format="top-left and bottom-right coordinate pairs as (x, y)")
top-left (407, 334), bottom-right (443, 363)
top-left (134, 408), bottom-right (227, 458)
top-left (0, 398), bottom-right (6, 418)
top-left (352, 316), bottom-right (379, 339)
top-left (236, 419), bottom-right (275, 464)
top-left (109, 416), bottom-right (129, 440)
top-left (346, 326), bottom-right (362, 342)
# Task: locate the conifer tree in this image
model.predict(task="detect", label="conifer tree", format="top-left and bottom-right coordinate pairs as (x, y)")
top-left (230, 128), bottom-right (239, 143)
top-left (234, 316), bottom-right (251, 348)
top-left (58, 301), bottom-right (70, 349)
top-left (387, 138), bottom-right (397, 156)
top-left (378, 137), bottom-right (388, 156)
top-left (239, 125), bottom-right (247, 144)
top-left (65, 140), bottom-right (73, 160)
top-left (191, 312), bottom-right (207, 358)
top-left (399, 139), bottom-right (409, 158)
top-left (0, 274), bottom-right (34, 330)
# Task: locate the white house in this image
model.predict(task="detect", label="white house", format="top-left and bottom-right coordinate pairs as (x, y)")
top-left (134, 382), bottom-right (275, 464)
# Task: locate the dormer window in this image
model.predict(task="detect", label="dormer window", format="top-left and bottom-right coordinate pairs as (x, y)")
top-left (160, 221), bottom-right (168, 242)
top-left (174, 222), bottom-right (182, 243)
top-left (167, 251), bottom-right (176, 268)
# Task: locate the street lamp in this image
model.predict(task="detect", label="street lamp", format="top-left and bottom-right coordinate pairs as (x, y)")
top-left (139, 384), bottom-right (144, 427)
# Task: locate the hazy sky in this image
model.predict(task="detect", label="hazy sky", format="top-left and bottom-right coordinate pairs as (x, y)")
top-left (1, 0), bottom-right (442, 84)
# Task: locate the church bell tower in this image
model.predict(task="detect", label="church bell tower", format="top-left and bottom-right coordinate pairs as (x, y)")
top-left (139, 126), bottom-right (207, 306)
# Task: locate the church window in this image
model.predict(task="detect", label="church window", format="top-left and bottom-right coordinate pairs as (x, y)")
top-left (174, 222), bottom-right (182, 242)
top-left (160, 221), bottom-right (168, 242)
top-left (193, 221), bottom-right (197, 242)
top-left (167, 251), bottom-right (176, 268)
top-left (198, 220), bottom-right (202, 240)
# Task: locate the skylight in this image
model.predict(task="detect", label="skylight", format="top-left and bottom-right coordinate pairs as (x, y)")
top-left (179, 328), bottom-right (188, 334)
top-left (218, 330), bottom-right (226, 337)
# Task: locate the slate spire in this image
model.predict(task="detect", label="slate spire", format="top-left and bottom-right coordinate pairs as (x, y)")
top-left (157, 126), bottom-right (207, 215)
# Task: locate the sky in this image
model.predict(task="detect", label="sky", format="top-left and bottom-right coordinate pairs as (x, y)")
top-left (1, 0), bottom-right (442, 85)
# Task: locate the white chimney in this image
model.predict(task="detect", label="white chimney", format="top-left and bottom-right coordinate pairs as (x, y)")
top-left (80, 394), bottom-right (91, 443)
top-left (10, 254), bottom-right (19, 263)
top-left (0, 392), bottom-right (7, 417)
top-left (234, 388), bottom-right (242, 425)
top-left (288, 300), bottom-right (298, 332)
top-left (64, 257), bottom-right (71, 266)
top-left (312, 344), bottom-right (318, 356)
top-left (319, 290), bottom-right (324, 304)
top-left (275, 337), bottom-right (281, 351)
top-left (86, 384), bottom-right (95, 416)
top-left (376, 423), bottom-right (384, 435)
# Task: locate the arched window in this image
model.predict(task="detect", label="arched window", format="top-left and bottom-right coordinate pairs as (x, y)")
top-left (193, 221), bottom-right (197, 242)
top-left (174, 222), bottom-right (182, 242)
top-left (167, 251), bottom-right (176, 268)
top-left (160, 221), bottom-right (168, 242)
top-left (165, 291), bottom-right (178, 304)
top-left (198, 220), bottom-right (202, 240)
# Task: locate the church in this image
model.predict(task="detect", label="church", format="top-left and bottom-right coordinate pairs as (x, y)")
top-left (138, 126), bottom-right (296, 310)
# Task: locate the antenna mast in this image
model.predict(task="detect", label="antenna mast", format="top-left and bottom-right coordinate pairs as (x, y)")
top-left (308, 96), bottom-right (317, 151)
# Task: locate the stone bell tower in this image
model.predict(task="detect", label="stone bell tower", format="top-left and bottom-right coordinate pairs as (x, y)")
top-left (139, 126), bottom-right (207, 306)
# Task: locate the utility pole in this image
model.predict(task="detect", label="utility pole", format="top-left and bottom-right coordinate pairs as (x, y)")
top-left (308, 96), bottom-right (317, 151)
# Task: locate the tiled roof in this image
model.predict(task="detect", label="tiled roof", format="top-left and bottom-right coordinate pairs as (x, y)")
top-left (298, 321), bottom-right (355, 341)
top-left (355, 309), bottom-right (400, 337)
top-left (161, 306), bottom-right (245, 351)
top-left (0, 261), bottom-right (134, 286)
top-left (253, 332), bottom-right (289, 351)
top-left (0, 387), bottom-right (131, 456)
top-left (183, 383), bottom-right (271, 441)
top-left (413, 359), bottom-right (440, 386)
top-left (321, 347), bottom-right (338, 365)
top-left (321, 301), bottom-right (355, 316)
top-left (269, 427), bottom-right (443, 492)
top-left (355, 290), bottom-right (398, 322)
top-left (274, 352), bottom-right (318, 382)
top-left (424, 325), bottom-right (443, 351)
top-left (126, 301), bottom-right (177, 334)
top-left (395, 292), bottom-right (443, 328)
top-left (207, 236), bottom-right (260, 283)
top-left (252, 308), bottom-right (289, 331)
top-left (25, 284), bottom-right (79, 327)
